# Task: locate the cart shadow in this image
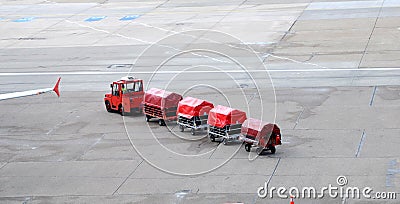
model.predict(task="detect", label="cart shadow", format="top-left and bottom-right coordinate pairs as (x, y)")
top-left (257, 149), bottom-right (275, 156)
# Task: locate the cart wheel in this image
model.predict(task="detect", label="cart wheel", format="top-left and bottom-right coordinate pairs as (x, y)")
top-left (145, 115), bottom-right (151, 122)
top-left (179, 125), bottom-right (184, 132)
top-left (158, 119), bottom-right (165, 126)
top-left (245, 144), bottom-right (251, 152)
top-left (269, 145), bottom-right (276, 154)
top-left (222, 138), bottom-right (227, 145)
top-left (190, 128), bottom-right (195, 135)
top-left (210, 134), bottom-right (215, 142)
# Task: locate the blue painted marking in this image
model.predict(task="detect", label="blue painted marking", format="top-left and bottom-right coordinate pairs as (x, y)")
top-left (13, 17), bottom-right (35, 22)
top-left (85, 16), bottom-right (106, 22)
top-left (386, 159), bottom-right (399, 187)
top-left (120, 15), bottom-right (140, 21)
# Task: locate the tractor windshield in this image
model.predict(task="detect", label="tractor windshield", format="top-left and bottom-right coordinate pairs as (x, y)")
top-left (125, 83), bottom-right (134, 93)
top-left (123, 81), bottom-right (143, 93)
top-left (134, 81), bottom-right (143, 92)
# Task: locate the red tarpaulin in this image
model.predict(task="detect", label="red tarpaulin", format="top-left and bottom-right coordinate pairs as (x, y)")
top-left (177, 96), bottom-right (214, 119)
top-left (241, 118), bottom-right (274, 137)
top-left (207, 105), bottom-right (247, 128)
top-left (144, 88), bottom-right (182, 109)
top-left (241, 118), bottom-right (280, 146)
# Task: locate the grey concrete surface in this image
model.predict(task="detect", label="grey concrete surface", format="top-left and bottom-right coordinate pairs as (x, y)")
top-left (0, 0), bottom-right (400, 203)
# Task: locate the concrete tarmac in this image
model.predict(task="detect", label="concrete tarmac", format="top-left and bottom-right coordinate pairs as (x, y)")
top-left (0, 0), bottom-right (399, 203)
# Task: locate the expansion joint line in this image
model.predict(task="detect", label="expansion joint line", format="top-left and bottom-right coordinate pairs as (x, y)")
top-left (352, 0), bottom-right (386, 85)
top-left (112, 160), bottom-right (144, 195)
top-left (355, 129), bottom-right (366, 158)
top-left (357, 0), bottom-right (386, 69)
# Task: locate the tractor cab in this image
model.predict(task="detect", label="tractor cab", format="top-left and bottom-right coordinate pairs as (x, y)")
top-left (104, 76), bottom-right (144, 115)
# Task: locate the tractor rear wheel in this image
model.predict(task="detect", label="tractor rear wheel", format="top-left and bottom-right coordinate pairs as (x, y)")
top-left (119, 105), bottom-right (124, 116)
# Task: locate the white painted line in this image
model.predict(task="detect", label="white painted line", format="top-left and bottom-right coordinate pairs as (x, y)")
top-left (0, 67), bottom-right (399, 76)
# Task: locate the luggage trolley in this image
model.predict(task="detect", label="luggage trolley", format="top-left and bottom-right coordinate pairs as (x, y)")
top-left (207, 105), bottom-right (247, 144)
top-left (240, 118), bottom-right (282, 154)
top-left (143, 88), bottom-right (182, 126)
top-left (176, 97), bottom-right (214, 135)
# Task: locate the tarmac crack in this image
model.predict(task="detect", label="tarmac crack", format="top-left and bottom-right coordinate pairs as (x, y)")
top-left (0, 162), bottom-right (8, 171)
top-left (293, 107), bottom-right (305, 130)
top-left (75, 133), bottom-right (106, 161)
top-left (252, 158), bottom-right (281, 203)
top-left (352, 0), bottom-right (386, 85)
top-left (112, 159), bottom-right (144, 195)
top-left (357, 0), bottom-right (386, 69)
top-left (46, 110), bottom-right (76, 136)
top-left (208, 142), bottom-right (222, 159)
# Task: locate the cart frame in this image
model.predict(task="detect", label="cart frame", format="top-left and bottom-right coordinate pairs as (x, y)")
top-left (208, 123), bottom-right (243, 144)
top-left (143, 88), bottom-right (182, 126)
top-left (177, 115), bottom-right (209, 135)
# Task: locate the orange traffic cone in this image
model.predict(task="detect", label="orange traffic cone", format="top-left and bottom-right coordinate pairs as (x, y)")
top-left (290, 196), bottom-right (295, 204)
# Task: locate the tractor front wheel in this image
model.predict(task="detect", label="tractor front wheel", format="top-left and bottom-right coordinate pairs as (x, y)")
top-left (105, 101), bottom-right (112, 112)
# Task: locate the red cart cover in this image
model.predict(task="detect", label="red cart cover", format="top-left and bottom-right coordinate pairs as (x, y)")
top-left (241, 118), bottom-right (281, 146)
top-left (177, 96), bottom-right (214, 119)
top-left (207, 105), bottom-right (247, 128)
top-left (144, 88), bottom-right (182, 109)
